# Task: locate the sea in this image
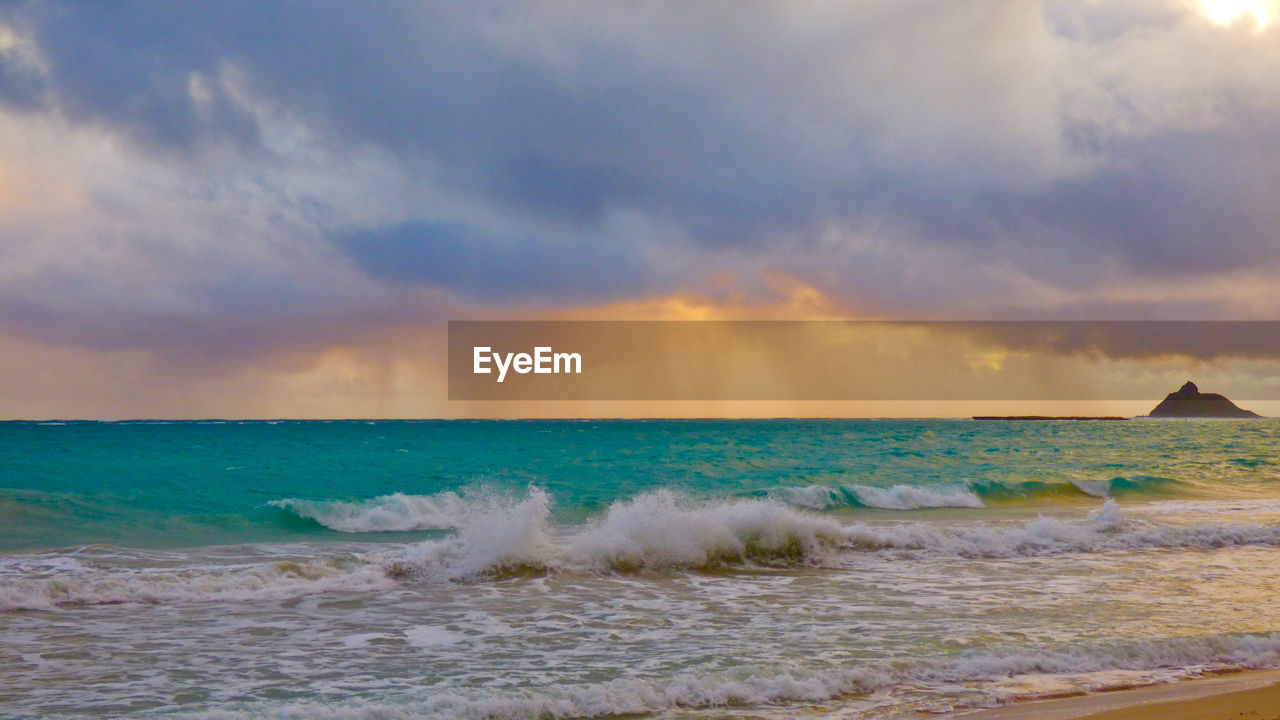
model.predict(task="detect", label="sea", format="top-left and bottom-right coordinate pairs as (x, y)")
top-left (5, 418), bottom-right (1280, 719)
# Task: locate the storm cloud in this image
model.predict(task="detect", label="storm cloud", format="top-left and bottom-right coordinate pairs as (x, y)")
top-left (2, 0), bottom-right (1280, 359)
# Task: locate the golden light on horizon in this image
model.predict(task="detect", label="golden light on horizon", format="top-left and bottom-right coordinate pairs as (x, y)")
top-left (1199, 0), bottom-right (1275, 25)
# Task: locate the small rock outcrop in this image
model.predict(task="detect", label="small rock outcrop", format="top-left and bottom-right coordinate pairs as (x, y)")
top-left (1147, 381), bottom-right (1262, 418)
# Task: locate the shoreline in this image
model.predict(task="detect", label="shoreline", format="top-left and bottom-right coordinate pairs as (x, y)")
top-left (949, 668), bottom-right (1280, 720)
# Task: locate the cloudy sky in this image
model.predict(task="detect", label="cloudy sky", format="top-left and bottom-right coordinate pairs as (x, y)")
top-left (1, 0), bottom-right (1279, 418)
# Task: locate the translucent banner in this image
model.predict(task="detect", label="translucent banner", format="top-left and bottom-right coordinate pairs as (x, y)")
top-left (447, 321), bottom-right (1280, 401)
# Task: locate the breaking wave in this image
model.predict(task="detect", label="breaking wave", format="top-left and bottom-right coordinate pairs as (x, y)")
top-left (14, 490), bottom-right (1280, 609)
top-left (388, 488), bottom-right (850, 580)
top-left (771, 483), bottom-right (985, 510)
top-left (386, 492), bottom-right (1280, 580)
top-left (269, 492), bottom-right (470, 532)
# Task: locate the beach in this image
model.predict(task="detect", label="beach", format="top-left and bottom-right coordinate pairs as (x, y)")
top-left (5, 1), bottom-right (1280, 717)
top-left (958, 669), bottom-right (1280, 720)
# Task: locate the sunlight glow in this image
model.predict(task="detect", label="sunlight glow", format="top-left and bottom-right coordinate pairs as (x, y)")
top-left (1200, 0), bottom-right (1275, 25)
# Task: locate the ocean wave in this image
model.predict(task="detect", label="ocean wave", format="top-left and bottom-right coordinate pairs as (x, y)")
top-left (970, 475), bottom-right (1182, 502)
top-left (1, 490), bottom-right (855, 608)
top-left (767, 475), bottom-right (1181, 512)
top-left (388, 493), bottom-right (1280, 579)
top-left (15, 491), bottom-right (1280, 609)
top-left (770, 483), bottom-right (985, 510)
top-left (851, 483), bottom-right (986, 509)
top-left (389, 488), bottom-right (850, 579)
top-left (176, 631), bottom-right (1280, 720)
top-left (269, 492), bottom-right (470, 532)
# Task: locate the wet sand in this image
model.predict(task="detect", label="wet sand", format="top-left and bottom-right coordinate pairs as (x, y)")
top-left (952, 669), bottom-right (1280, 720)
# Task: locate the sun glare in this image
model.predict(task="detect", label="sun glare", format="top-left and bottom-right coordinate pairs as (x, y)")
top-left (1200, 0), bottom-right (1275, 25)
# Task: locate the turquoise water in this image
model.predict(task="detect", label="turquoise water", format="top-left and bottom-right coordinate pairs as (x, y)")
top-left (6, 419), bottom-right (1280, 720)
top-left (3, 419), bottom-right (1277, 551)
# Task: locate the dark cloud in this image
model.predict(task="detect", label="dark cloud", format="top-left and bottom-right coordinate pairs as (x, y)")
top-left (331, 221), bottom-right (653, 303)
top-left (993, 120), bottom-right (1280, 279)
top-left (1, 2), bottom-right (261, 150)
top-left (2, 2), bottom-right (1029, 243)
top-left (1, 0), bottom-right (1280, 357)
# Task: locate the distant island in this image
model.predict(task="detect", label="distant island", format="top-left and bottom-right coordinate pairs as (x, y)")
top-left (1147, 380), bottom-right (1262, 418)
top-left (972, 381), bottom-right (1264, 420)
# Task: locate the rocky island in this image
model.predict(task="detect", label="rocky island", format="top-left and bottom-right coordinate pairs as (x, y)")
top-left (1147, 381), bottom-right (1262, 418)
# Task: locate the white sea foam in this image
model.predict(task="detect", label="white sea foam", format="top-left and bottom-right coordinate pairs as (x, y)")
top-left (391, 489), bottom-right (850, 579)
top-left (0, 557), bottom-right (395, 611)
top-left (1070, 479), bottom-right (1113, 498)
top-left (1089, 497), bottom-right (1125, 529)
top-left (390, 487), bottom-right (558, 579)
top-left (850, 483), bottom-right (985, 509)
top-left (404, 625), bottom-right (464, 648)
top-left (565, 490), bottom-right (849, 570)
top-left (175, 632), bottom-right (1280, 720)
top-left (270, 492), bottom-right (471, 532)
top-left (0, 554), bottom-right (89, 578)
top-left (840, 498), bottom-right (1280, 557)
top-left (770, 484), bottom-right (842, 509)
